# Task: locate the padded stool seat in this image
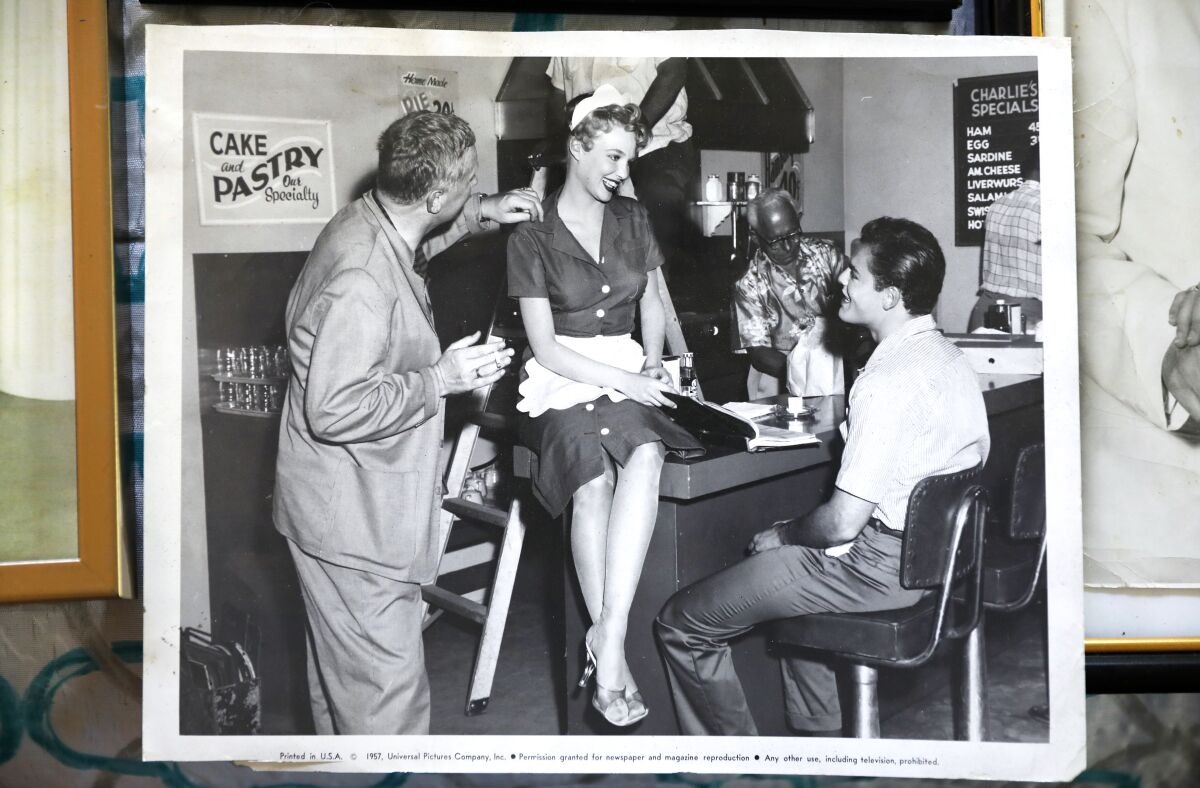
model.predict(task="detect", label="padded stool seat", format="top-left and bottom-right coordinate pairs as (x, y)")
top-left (774, 596), bottom-right (940, 664)
top-left (980, 443), bottom-right (1048, 726)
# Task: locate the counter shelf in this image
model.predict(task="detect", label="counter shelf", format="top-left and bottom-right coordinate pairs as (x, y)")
top-left (212, 403), bottom-right (281, 419)
top-left (210, 373), bottom-right (287, 385)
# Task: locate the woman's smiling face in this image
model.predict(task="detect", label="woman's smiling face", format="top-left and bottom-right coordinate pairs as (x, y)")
top-left (570, 125), bottom-right (637, 203)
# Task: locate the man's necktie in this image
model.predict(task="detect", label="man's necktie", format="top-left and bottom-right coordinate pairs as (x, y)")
top-left (412, 246), bottom-right (429, 279)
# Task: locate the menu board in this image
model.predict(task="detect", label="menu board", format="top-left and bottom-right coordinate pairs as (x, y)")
top-left (952, 70), bottom-right (1039, 246)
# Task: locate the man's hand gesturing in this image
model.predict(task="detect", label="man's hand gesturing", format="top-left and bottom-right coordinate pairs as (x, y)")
top-left (435, 332), bottom-right (514, 395)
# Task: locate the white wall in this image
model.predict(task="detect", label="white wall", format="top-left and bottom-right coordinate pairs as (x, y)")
top-left (183, 52), bottom-right (503, 256)
top-left (788, 57), bottom-right (844, 237)
top-left (842, 56), bottom-right (1035, 331)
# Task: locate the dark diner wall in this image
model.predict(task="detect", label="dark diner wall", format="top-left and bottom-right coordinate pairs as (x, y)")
top-left (179, 52), bottom-right (512, 630)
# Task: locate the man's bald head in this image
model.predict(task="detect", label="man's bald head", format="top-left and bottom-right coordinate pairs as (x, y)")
top-left (748, 188), bottom-right (803, 266)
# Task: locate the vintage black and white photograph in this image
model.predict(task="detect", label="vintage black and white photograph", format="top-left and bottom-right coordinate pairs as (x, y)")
top-left (144, 26), bottom-right (1084, 780)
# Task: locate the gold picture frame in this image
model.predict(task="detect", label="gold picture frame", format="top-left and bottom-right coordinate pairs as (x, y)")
top-left (0, 0), bottom-right (123, 602)
top-left (1087, 638), bottom-right (1200, 654)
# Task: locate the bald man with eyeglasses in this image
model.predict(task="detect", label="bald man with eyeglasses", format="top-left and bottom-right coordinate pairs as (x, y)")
top-left (733, 189), bottom-right (847, 398)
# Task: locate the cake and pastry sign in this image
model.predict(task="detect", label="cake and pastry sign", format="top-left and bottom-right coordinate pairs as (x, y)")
top-left (193, 114), bottom-right (336, 225)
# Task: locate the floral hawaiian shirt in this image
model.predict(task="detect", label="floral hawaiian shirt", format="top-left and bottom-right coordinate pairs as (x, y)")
top-left (733, 237), bottom-right (843, 354)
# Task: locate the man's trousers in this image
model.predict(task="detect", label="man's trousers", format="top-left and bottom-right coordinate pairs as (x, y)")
top-left (654, 524), bottom-right (926, 735)
top-left (287, 539), bottom-right (430, 735)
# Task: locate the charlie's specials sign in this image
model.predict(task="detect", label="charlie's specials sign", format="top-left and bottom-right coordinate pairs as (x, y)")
top-left (193, 114), bottom-right (335, 225)
top-left (951, 71), bottom-right (1039, 246)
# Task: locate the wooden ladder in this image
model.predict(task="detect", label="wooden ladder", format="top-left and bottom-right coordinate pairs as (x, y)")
top-left (421, 292), bottom-right (528, 716)
top-left (422, 268), bottom-right (689, 716)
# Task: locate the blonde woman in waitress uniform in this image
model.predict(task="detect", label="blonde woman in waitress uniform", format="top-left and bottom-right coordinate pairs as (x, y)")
top-left (507, 85), bottom-right (702, 728)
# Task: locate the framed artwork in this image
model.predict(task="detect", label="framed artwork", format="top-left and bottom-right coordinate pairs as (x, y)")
top-left (0, 0), bottom-right (124, 602)
top-left (1067, 0), bottom-right (1200, 659)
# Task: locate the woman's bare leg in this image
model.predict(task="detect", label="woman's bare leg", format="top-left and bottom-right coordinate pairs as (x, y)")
top-left (570, 455), bottom-right (616, 628)
top-left (593, 442), bottom-right (666, 698)
top-left (570, 455), bottom-right (632, 722)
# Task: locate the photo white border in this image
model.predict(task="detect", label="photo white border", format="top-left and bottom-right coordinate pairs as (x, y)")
top-left (144, 25), bottom-right (1084, 781)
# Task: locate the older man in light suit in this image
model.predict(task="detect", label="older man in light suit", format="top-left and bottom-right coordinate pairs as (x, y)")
top-left (273, 110), bottom-right (542, 735)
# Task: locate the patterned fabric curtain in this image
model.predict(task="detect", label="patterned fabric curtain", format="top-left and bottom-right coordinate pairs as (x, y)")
top-left (0, 0), bottom-right (75, 400)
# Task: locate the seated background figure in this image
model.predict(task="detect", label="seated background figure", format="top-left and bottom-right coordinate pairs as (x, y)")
top-left (733, 189), bottom-right (845, 398)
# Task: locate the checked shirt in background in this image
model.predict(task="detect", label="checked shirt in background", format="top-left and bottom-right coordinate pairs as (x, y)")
top-left (981, 178), bottom-right (1041, 300)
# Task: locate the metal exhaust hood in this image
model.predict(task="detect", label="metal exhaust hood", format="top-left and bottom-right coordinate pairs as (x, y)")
top-left (495, 57), bottom-right (814, 154)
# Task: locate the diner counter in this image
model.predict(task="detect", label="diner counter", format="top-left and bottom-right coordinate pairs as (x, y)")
top-left (658, 372), bottom-right (1043, 501)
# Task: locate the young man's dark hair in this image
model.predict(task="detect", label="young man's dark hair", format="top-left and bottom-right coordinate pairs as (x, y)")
top-left (376, 111), bottom-right (476, 205)
top-left (858, 216), bottom-right (946, 316)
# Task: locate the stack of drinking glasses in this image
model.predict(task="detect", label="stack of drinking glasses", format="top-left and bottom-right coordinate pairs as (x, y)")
top-left (213, 344), bottom-right (290, 416)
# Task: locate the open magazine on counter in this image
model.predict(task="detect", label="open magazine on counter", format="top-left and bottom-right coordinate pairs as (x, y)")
top-left (663, 392), bottom-right (820, 451)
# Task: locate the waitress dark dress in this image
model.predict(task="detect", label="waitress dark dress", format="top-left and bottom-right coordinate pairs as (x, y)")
top-left (507, 191), bottom-right (702, 517)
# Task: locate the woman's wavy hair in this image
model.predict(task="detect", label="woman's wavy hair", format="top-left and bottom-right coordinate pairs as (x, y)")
top-left (567, 95), bottom-right (649, 153)
top-left (376, 110), bottom-right (476, 205)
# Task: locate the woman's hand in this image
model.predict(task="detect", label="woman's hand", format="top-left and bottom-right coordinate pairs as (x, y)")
top-left (640, 361), bottom-right (676, 387)
top-left (1164, 343), bottom-right (1200, 421)
top-left (618, 370), bottom-right (677, 408)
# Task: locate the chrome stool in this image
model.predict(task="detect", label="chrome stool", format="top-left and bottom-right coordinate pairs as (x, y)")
top-left (771, 464), bottom-right (988, 740)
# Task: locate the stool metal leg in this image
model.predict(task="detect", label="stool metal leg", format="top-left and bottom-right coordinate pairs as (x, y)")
top-left (850, 664), bottom-right (881, 738)
top-left (959, 623), bottom-right (987, 741)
